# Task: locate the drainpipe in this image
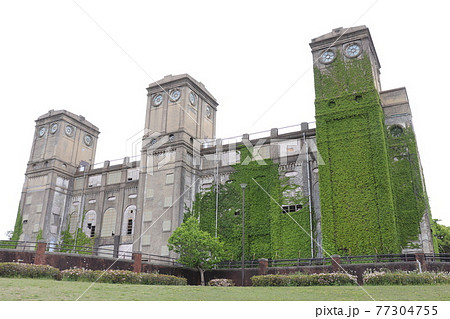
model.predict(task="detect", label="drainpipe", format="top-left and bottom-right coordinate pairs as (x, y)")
top-left (303, 132), bottom-right (314, 258)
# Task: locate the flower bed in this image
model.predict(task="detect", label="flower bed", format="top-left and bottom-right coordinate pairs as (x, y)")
top-left (251, 273), bottom-right (357, 287)
top-left (61, 268), bottom-right (187, 285)
top-left (0, 262), bottom-right (61, 280)
top-left (363, 270), bottom-right (450, 285)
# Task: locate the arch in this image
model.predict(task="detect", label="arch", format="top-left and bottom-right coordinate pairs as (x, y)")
top-left (122, 205), bottom-right (136, 236)
top-left (68, 211), bottom-right (79, 234)
top-left (101, 208), bottom-right (117, 237)
top-left (83, 210), bottom-right (97, 238)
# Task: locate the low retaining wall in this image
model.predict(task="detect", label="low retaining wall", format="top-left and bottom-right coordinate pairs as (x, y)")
top-left (1, 244), bottom-right (449, 286)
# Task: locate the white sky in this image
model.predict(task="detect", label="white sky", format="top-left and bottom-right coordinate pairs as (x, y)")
top-left (0, 0), bottom-right (448, 241)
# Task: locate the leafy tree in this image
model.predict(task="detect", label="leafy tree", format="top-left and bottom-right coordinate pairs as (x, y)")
top-left (431, 219), bottom-right (450, 253)
top-left (168, 217), bottom-right (225, 285)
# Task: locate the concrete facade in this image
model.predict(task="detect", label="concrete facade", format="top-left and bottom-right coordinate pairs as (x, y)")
top-left (18, 26), bottom-right (434, 259)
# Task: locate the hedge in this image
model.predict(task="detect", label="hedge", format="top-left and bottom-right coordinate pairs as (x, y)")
top-left (363, 270), bottom-right (450, 285)
top-left (0, 262), bottom-right (61, 280)
top-left (251, 273), bottom-right (357, 286)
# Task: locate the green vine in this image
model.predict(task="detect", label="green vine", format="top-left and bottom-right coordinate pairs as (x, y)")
top-left (314, 53), bottom-right (400, 255)
top-left (192, 146), bottom-right (311, 260)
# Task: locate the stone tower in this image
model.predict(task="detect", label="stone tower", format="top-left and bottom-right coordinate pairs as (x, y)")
top-left (310, 26), bottom-right (434, 255)
top-left (134, 74), bottom-right (218, 257)
top-left (310, 26), bottom-right (400, 255)
top-left (19, 110), bottom-right (99, 243)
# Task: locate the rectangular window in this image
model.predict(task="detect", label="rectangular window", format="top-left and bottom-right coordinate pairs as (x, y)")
top-left (127, 168), bottom-right (139, 181)
top-left (281, 204), bottom-right (302, 214)
top-left (127, 219), bottom-right (133, 235)
top-left (165, 173), bottom-right (174, 184)
top-left (107, 171), bottom-right (122, 185)
top-left (88, 175), bottom-right (102, 187)
top-left (90, 225), bottom-right (96, 238)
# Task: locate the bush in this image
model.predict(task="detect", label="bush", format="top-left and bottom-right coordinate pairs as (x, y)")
top-left (208, 278), bottom-right (235, 287)
top-left (0, 262), bottom-right (61, 280)
top-left (61, 268), bottom-right (187, 285)
top-left (363, 270), bottom-right (450, 285)
top-left (251, 273), bottom-right (357, 287)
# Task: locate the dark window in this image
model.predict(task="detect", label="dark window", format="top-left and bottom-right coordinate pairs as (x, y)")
top-left (90, 226), bottom-right (96, 238)
top-left (281, 204), bottom-right (302, 214)
top-left (23, 220), bottom-right (28, 224)
top-left (127, 219), bottom-right (133, 235)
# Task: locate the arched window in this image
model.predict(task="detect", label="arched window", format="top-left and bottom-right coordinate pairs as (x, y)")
top-left (68, 212), bottom-right (79, 234)
top-left (101, 208), bottom-right (117, 237)
top-left (122, 205), bottom-right (136, 236)
top-left (83, 210), bottom-right (97, 238)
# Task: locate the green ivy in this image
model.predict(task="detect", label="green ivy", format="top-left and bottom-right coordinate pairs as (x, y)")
top-left (314, 53), bottom-right (400, 255)
top-left (10, 203), bottom-right (23, 245)
top-left (387, 125), bottom-right (432, 249)
top-left (193, 146), bottom-right (312, 260)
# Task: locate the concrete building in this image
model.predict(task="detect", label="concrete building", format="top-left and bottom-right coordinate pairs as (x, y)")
top-left (17, 26), bottom-right (434, 259)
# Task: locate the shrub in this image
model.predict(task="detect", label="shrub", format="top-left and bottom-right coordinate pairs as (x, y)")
top-left (0, 262), bottom-right (61, 280)
top-left (251, 273), bottom-right (357, 287)
top-left (208, 278), bottom-right (235, 287)
top-left (61, 268), bottom-right (187, 285)
top-left (363, 270), bottom-right (450, 285)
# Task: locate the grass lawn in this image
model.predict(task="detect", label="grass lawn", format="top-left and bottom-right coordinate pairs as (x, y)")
top-left (0, 278), bottom-right (449, 301)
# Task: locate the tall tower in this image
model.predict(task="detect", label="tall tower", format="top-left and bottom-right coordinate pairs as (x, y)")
top-left (19, 110), bottom-right (99, 244)
top-left (310, 26), bottom-right (400, 255)
top-left (134, 74), bottom-right (218, 257)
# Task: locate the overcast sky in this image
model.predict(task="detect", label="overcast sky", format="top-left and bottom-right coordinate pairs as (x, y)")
top-left (0, 0), bottom-right (448, 241)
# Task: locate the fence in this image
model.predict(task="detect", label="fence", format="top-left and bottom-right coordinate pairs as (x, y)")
top-left (1, 240), bottom-right (449, 270)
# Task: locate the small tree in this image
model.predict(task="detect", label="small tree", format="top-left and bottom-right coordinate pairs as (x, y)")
top-left (168, 217), bottom-right (225, 285)
top-left (431, 219), bottom-right (450, 253)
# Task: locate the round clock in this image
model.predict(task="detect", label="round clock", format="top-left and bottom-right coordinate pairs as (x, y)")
top-left (39, 127), bottom-right (46, 137)
top-left (84, 134), bottom-right (93, 146)
top-left (168, 134), bottom-right (175, 142)
top-left (50, 123), bottom-right (58, 134)
top-left (345, 43), bottom-right (361, 58)
top-left (205, 106), bottom-right (212, 118)
top-left (189, 92), bottom-right (197, 106)
top-left (150, 138), bottom-right (157, 145)
top-left (153, 94), bottom-right (163, 106)
top-left (65, 125), bottom-right (74, 137)
top-left (169, 89), bottom-right (181, 102)
top-left (319, 50), bottom-right (336, 64)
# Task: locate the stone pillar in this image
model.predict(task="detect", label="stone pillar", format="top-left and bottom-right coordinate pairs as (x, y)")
top-left (415, 253), bottom-right (427, 272)
top-left (258, 258), bottom-right (269, 275)
top-left (34, 241), bottom-right (47, 265)
top-left (113, 235), bottom-right (120, 258)
top-left (133, 252), bottom-right (142, 273)
top-left (301, 122), bottom-right (309, 131)
top-left (331, 255), bottom-right (341, 272)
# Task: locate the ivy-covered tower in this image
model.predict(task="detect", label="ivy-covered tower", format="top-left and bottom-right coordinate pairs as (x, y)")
top-left (310, 26), bottom-right (434, 255)
top-left (310, 26), bottom-right (399, 255)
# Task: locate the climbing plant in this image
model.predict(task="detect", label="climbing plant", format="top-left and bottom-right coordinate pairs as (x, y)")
top-left (192, 145), bottom-right (312, 260)
top-left (314, 53), bottom-right (400, 255)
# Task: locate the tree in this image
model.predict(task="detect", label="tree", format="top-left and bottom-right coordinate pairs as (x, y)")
top-left (168, 217), bottom-right (225, 285)
top-left (431, 219), bottom-right (450, 253)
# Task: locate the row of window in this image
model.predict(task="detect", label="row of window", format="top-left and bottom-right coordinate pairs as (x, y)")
top-left (69, 205), bottom-right (136, 238)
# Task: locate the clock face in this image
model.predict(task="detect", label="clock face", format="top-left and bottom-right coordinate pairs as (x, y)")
top-left (346, 44), bottom-right (361, 58)
top-left (153, 94), bottom-right (163, 106)
top-left (169, 89), bottom-right (181, 102)
top-left (319, 50), bottom-right (335, 64)
top-left (39, 127), bottom-right (46, 137)
top-left (65, 125), bottom-right (74, 137)
top-left (205, 106), bottom-right (212, 118)
top-left (50, 123), bottom-right (58, 134)
top-left (84, 134), bottom-right (93, 146)
top-left (189, 92), bottom-right (197, 106)
top-left (168, 134), bottom-right (175, 142)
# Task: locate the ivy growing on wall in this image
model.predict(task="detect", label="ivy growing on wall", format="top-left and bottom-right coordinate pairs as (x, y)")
top-left (190, 146), bottom-right (312, 260)
top-left (314, 53), bottom-right (400, 255)
top-left (387, 125), bottom-right (432, 249)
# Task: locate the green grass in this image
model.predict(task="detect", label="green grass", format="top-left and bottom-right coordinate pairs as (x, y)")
top-left (0, 278), bottom-right (449, 301)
